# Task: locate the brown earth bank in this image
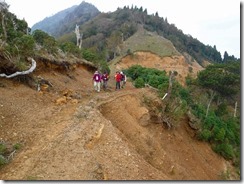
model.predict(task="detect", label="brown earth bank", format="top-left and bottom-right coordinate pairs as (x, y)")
top-left (0, 53), bottom-right (238, 180)
top-left (115, 51), bottom-right (204, 86)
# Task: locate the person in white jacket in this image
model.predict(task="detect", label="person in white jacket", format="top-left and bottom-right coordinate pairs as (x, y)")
top-left (120, 71), bottom-right (127, 88)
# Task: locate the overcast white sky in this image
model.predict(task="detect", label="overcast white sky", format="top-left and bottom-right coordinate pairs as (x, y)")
top-left (4, 0), bottom-right (241, 58)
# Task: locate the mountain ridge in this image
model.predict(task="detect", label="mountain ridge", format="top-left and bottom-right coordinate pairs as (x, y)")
top-left (31, 1), bottom-right (240, 66)
top-left (32, 1), bottom-right (100, 37)
top-left (31, 5), bottom-right (78, 36)
top-left (32, 2), bottom-right (240, 65)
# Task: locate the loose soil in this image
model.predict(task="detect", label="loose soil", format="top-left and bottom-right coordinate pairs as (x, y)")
top-left (0, 53), bottom-right (238, 180)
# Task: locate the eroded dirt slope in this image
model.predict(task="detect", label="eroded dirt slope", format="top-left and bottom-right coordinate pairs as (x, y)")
top-left (0, 55), bottom-right (237, 180)
top-left (115, 51), bottom-right (204, 86)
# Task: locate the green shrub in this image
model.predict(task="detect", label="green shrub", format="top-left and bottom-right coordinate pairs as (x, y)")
top-left (59, 42), bottom-right (81, 57)
top-left (126, 65), bottom-right (144, 80)
top-left (127, 49), bottom-right (132, 55)
top-left (0, 144), bottom-right (6, 155)
top-left (15, 59), bottom-right (29, 71)
top-left (198, 129), bottom-right (211, 141)
top-left (158, 83), bottom-right (168, 92)
top-left (82, 49), bottom-right (97, 62)
top-left (148, 75), bottom-right (160, 88)
top-left (134, 77), bottom-right (145, 88)
top-left (225, 117), bottom-right (240, 145)
top-left (13, 35), bottom-right (35, 57)
top-left (98, 60), bottom-right (110, 74)
top-left (32, 29), bottom-right (50, 46)
top-left (214, 128), bottom-right (226, 142)
top-left (179, 87), bottom-right (192, 104)
top-left (203, 115), bottom-right (220, 130)
top-left (213, 143), bottom-right (234, 160)
top-left (13, 143), bottom-right (22, 150)
top-left (0, 155), bottom-right (7, 166)
top-left (185, 75), bottom-right (195, 86)
top-left (215, 103), bottom-right (228, 117)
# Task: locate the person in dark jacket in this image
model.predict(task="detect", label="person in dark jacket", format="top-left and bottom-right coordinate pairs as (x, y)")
top-left (120, 71), bottom-right (127, 88)
top-left (101, 71), bottom-right (109, 90)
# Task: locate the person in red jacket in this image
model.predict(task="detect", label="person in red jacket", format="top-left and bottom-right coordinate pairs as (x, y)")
top-left (114, 71), bottom-right (121, 90)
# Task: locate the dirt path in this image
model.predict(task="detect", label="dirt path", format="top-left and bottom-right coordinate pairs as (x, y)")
top-left (0, 61), bottom-right (236, 180)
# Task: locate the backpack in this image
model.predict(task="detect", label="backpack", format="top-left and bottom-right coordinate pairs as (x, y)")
top-left (94, 74), bottom-right (100, 82)
top-left (121, 74), bottom-right (125, 81)
top-left (103, 74), bottom-right (109, 81)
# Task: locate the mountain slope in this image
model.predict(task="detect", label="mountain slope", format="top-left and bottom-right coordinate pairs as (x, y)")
top-left (62, 6), bottom-right (225, 65)
top-left (32, 3), bottom-right (228, 65)
top-left (31, 1), bottom-right (100, 37)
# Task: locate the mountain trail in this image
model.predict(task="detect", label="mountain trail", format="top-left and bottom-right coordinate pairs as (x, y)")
top-left (0, 55), bottom-right (236, 180)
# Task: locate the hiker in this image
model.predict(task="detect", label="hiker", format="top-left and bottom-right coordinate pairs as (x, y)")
top-left (101, 71), bottom-right (109, 90)
top-left (92, 71), bottom-right (101, 92)
top-left (114, 71), bottom-right (121, 90)
top-left (120, 71), bottom-right (127, 88)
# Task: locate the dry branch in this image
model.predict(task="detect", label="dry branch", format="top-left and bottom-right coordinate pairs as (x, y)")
top-left (7, 150), bottom-right (16, 161)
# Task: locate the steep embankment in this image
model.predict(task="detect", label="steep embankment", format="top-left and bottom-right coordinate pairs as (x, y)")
top-left (0, 53), bottom-right (237, 180)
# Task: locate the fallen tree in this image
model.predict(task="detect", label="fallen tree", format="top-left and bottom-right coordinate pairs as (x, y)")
top-left (0, 58), bottom-right (36, 78)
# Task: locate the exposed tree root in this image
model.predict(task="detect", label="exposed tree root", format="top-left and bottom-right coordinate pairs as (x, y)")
top-left (0, 58), bottom-right (36, 78)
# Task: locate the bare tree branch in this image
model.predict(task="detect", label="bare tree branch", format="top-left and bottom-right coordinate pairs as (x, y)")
top-left (7, 150), bottom-right (16, 161)
top-left (234, 101), bottom-right (237, 118)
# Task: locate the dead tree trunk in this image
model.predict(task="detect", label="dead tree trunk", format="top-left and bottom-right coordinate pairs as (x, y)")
top-left (160, 71), bottom-right (176, 129)
top-left (0, 1), bottom-right (9, 43)
top-left (206, 90), bottom-right (215, 117)
top-left (163, 70), bottom-right (175, 100)
top-left (74, 24), bottom-right (83, 49)
top-left (234, 101), bottom-right (237, 118)
top-left (1, 13), bottom-right (7, 41)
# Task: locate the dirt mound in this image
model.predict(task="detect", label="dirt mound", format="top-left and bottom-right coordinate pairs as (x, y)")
top-left (0, 54), bottom-right (237, 180)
